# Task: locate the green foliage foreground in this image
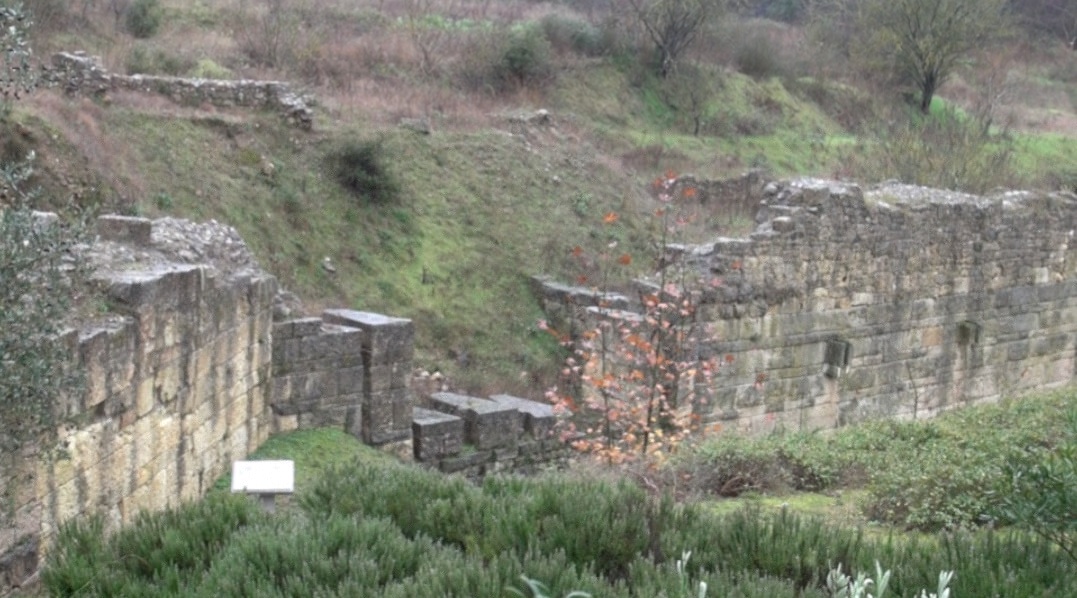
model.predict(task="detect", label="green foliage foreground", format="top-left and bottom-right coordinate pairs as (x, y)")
top-left (675, 390), bottom-right (1077, 533)
top-left (44, 430), bottom-right (1075, 597)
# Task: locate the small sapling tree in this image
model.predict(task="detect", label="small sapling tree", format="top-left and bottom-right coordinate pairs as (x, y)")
top-left (1, 3), bottom-right (86, 520)
top-left (544, 173), bottom-right (720, 465)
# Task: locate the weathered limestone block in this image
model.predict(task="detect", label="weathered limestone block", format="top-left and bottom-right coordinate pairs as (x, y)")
top-left (103, 265), bottom-right (204, 315)
top-left (489, 394), bottom-right (555, 439)
top-left (412, 408), bottom-right (464, 461)
top-left (274, 317), bottom-right (324, 341)
top-left (364, 388), bottom-right (412, 444)
top-left (439, 449), bottom-right (494, 474)
top-left (367, 362), bottom-right (409, 393)
top-left (428, 392), bottom-right (520, 449)
top-left (322, 309), bottom-right (415, 366)
top-left (96, 215), bottom-right (152, 245)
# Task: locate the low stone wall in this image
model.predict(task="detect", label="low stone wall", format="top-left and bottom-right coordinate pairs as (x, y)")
top-left (413, 393), bottom-right (569, 476)
top-left (47, 52), bottom-right (313, 129)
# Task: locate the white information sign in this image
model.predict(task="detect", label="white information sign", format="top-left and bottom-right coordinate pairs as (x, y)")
top-left (231, 460), bottom-right (295, 494)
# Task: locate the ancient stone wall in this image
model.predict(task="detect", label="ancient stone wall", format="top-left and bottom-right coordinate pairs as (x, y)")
top-left (0, 212), bottom-right (565, 593)
top-left (684, 178), bottom-right (1077, 435)
top-left (670, 169), bottom-right (770, 217)
top-left (537, 177), bottom-right (1077, 435)
top-left (693, 179), bottom-right (1077, 433)
top-left (47, 52), bottom-right (313, 129)
top-left (0, 215), bottom-right (278, 593)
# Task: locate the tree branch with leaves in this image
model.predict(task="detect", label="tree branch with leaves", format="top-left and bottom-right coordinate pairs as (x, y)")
top-left (1, 3), bottom-right (86, 501)
top-left (544, 173), bottom-right (720, 465)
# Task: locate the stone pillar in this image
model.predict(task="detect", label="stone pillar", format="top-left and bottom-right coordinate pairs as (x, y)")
top-left (323, 309), bottom-right (414, 444)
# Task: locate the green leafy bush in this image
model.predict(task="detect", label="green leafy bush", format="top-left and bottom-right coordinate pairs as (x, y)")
top-left (125, 0), bottom-right (163, 39)
top-left (994, 410), bottom-right (1077, 563)
top-left (42, 450), bottom-right (1077, 597)
top-left (497, 24), bottom-right (555, 89)
top-left (459, 23), bottom-right (556, 92)
top-left (188, 58), bottom-right (232, 80)
top-left (326, 139), bottom-right (400, 205)
top-left (126, 44), bottom-right (192, 76)
top-left (733, 32), bottom-right (785, 80)
top-left (679, 436), bottom-right (790, 496)
top-left (842, 106), bottom-right (1022, 193)
top-left (865, 443), bottom-right (1004, 530)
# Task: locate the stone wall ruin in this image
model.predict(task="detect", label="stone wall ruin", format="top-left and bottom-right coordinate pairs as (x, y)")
top-left (0, 213), bottom-right (563, 594)
top-left (537, 177), bottom-right (1077, 435)
top-left (10, 175), bottom-right (1076, 592)
top-left (47, 52), bottom-right (314, 130)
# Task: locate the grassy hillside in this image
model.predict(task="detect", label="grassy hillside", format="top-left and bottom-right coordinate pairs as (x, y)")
top-left (8, 0), bottom-right (1077, 395)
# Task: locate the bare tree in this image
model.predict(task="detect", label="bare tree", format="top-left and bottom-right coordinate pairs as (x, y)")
top-left (815, 0), bottom-right (1012, 113)
top-left (402, 0), bottom-right (459, 76)
top-left (1008, 0), bottom-right (1077, 49)
top-left (626, 0), bottom-right (723, 77)
top-left (237, 0), bottom-right (300, 68)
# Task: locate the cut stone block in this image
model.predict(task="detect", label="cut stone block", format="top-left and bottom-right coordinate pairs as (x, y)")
top-left (322, 309), bottom-right (414, 365)
top-left (97, 214), bottom-right (152, 245)
top-left (428, 392), bottom-right (520, 449)
top-left (272, 317), bottom-right (324, 341)
top-left (412, 408), bottom-right (463, 461)
top-left (363, 388), bottom-right (411, 445)
top-left (489, 394), bottom-right (555, 439)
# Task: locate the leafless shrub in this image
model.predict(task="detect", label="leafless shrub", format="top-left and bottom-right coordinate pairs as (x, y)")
top-left (235, 0), bottom-right (301, 68)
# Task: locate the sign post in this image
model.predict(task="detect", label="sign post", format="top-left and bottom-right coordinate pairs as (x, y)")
top-left (230, 460), bottom-right (295, 513)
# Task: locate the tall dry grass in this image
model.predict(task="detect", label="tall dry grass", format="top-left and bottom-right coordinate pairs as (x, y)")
top-left (26, 91), bottom-right (148, 208)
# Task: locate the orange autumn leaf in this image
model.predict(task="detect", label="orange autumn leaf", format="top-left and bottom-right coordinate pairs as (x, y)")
top-left (571, 245), bottom-right (584, 257)
top-left (576, 275), bottom-right (589, 285)
top-left (682, 186), bottom-right (698, 198)
top-left (618, 253), bottom-right (632, 266)
top-left (664, 168), bottom-right (678, 180)
top-left (603, 211), bottom-right (619, 224)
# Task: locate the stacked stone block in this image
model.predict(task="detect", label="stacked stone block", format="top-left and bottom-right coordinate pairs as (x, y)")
top-left (272, 310), bottom-right (415, 445)
top-left (413, 392), bottom-right (565, 475)
top-left (323, 309), bottom-right (414, 444)
top-left (411, 408), bottom-right (463, 462)
top-left (271, 318), bottom-right (364, 436)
